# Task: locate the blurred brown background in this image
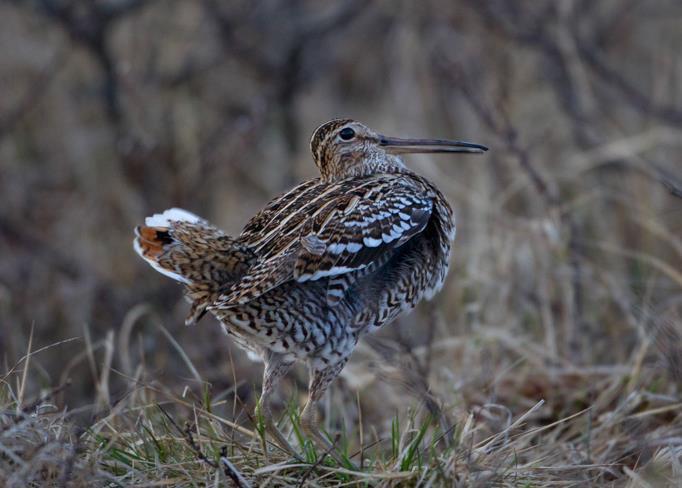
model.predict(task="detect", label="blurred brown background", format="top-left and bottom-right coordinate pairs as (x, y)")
top-left (1, 0), bottom-right (681, 426)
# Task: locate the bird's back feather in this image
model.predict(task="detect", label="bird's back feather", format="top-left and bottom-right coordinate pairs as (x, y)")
top-left (216, 172), bottom-right (436, 307)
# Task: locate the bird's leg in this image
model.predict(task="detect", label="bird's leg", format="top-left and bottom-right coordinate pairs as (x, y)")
top-left (259, 353), bottom-right (296, 457)
top-left (300, 359), bottom-right (354, 467)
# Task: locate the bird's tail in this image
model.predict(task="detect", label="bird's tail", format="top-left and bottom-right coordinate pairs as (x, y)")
top-left (133, 208), bottom-right (253, 325)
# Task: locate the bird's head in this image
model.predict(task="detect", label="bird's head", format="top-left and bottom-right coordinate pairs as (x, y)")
top-left (310, 118), bottom-right (488, 181)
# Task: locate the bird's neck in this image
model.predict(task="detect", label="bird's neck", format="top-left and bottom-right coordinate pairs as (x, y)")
top-left (323, 152), bottom-right (407, 182)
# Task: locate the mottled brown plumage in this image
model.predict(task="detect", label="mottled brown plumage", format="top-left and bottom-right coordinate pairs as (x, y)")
top-left (133, 119), bottom-right (487, 462)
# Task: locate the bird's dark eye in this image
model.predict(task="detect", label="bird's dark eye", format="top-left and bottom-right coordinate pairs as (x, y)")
top-left (339, 127), bottom-right (355, 140)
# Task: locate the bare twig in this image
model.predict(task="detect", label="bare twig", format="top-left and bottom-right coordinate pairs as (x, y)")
top-left (220, 446), bottom-right (251, 488)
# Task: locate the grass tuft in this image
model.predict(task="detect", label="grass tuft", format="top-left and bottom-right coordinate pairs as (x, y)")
top-left (2, 333), bottom-right (681, 486)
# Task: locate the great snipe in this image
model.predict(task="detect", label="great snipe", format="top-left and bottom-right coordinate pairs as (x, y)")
top-left (134, 119), bottom-right (487, 462)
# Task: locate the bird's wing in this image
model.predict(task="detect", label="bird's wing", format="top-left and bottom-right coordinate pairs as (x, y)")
top-left (240, 178), bottom-right (322, 245)
top-left (215, 175), bottom-right (433, 307)
top-left (292, 183), bottom-right (433, 281)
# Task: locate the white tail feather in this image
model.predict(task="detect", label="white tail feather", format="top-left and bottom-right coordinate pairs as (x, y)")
top-left (145, 208), bottom-right (203, 227)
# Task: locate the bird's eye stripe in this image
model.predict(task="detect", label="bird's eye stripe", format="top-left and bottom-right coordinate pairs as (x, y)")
top-left (339, 128), bottom-right (355, 140)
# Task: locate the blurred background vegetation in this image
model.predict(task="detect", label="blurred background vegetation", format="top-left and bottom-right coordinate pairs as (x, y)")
top-left (1, 0), bottom-right (681, 483)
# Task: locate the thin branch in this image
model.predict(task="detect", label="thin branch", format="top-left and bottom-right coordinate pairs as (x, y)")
top-left (220, 446), bottom-right (251, 488)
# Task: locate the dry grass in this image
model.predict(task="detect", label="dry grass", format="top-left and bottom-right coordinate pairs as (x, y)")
top-left (2, 315), bottom-right (681, 486)
top-left (1, 1), bottom-right (682, 486)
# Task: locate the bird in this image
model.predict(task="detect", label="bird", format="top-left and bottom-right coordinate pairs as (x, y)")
top-left (133, 118), bottom-right (487, 462)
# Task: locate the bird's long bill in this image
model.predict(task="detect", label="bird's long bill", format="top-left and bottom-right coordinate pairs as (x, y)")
top-left (378, 135), bottom-right (488, 154)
